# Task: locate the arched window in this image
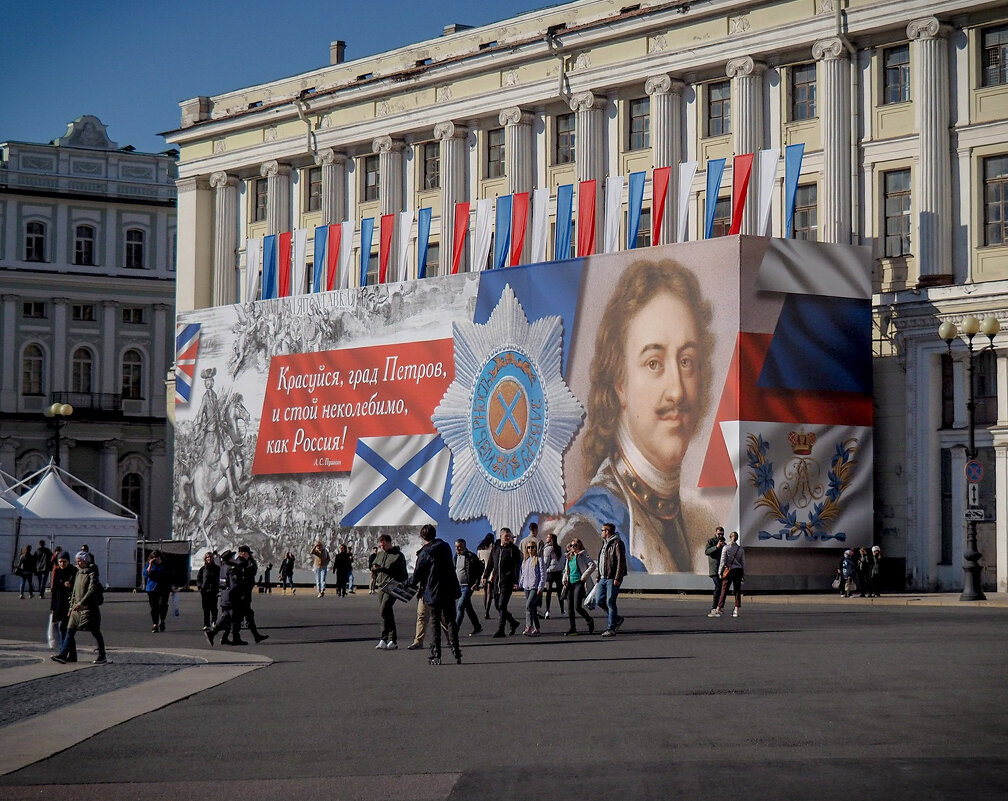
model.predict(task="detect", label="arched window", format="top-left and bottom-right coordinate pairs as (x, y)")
top-left (74, 224), bottom-right (96, 266)
top-left (72, 347), bottom-right (93, 394)
top-left (121, 349), bottom-right (144, 400)
top-left (125, 228), bottom-right (145, 269)
top-left (25, 221), bottom-right (46, 262)
top-left (121, 472), bottom-right (144, 517)
top-left (21, 344), bottom-right (44, 396)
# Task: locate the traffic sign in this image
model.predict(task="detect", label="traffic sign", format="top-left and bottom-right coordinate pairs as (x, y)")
top-left (965, 460), bottom-right (983, 483)
top-left (965, 509), bottom-right (985, 522)
top-left (968, 483), bottom-right (980, 507)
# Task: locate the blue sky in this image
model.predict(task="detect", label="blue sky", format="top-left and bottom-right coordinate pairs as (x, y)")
top-left (1, 0), bottom-right (565, 154)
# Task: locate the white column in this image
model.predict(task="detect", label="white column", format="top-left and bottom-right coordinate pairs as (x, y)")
top-left (500, 107), bottom-right (534, 195)
top-left (174, 176), bottom-right (214, 313)
top-left (647, 75), bottom-right (684, 245)
top-left (727, 56), bottom-right (765, 234)
top-left (909, 17), bottom-right (952, 280)
top-left (315, 148), bottom-right (348, 225)
top-left (260, 160), bottom-right (292, 235)
top-left (101, 300), bottom-right (117, 395)
top-left (436, 121), bottom-right (468, 276)
top-left (147, 439), bottom-right (168, 540)
top-left (373, 136), bottom-right (404, 271)
top-left (52, 298), bottom-right (68, 394)
top-left (210, 171), bottom-right (238, 307)
top-left (1, 294), bottom-right (18, 410)
top-left (570, 91), bottom-right (606, 252)
top-left (100, 439), bottom-right (119, 499)
top-left (813, 37), bottom-right (852, 244)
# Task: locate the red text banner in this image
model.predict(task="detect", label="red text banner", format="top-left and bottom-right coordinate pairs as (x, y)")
top-left (253, 338), bottom-right (455, 475)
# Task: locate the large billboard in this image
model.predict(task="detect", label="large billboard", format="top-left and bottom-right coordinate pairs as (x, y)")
top-left (173, 237), bottom-right (873, 579)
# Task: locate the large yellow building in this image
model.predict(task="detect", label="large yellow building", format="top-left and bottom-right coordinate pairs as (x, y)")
top-left (166, 0), bottom-right (1008, 592)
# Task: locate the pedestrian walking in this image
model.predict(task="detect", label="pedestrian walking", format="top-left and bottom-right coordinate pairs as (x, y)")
top-left (15, 544), bottom-right (35, 599)
top-left (562, 540), bottom-right (596, 636)
top-left (711, 531), bottom-right (745, 617)
top-left (596, 523), bottom-right (627, 636)
top-left (367, 546), bottom-right (379, 594)
top-left (488, 528), bottom-right (522, 638)
top-left (410, 524), bottom-right (462, 665)
top-left (333, 544), bottom-right (352, 597)
top-left (856, 547), bottom-right (870, 597)
top-left (34, 540), bottom-right (53, 599)
top-left (278, 551), bottom-right (296, 594)
top-left (49, 552), bottom-right (76, 652)
top-left (704, 527), bottom-right (726, 616)
top-left (196, 551), bottom-right (220, 631)
top-left (519, 541), bottom-right (546, 635)
top-left (143, 551), bottom-right (172, 632)
top-left (454, 539), bottom-right (483, 636)
top-left (310, 541), bottom-right (330, 597)
top-left (347, 546), bottom-right (356, 593)
top-left (206, 550), bottom-right (244, 646)
top-left (540, 532), bottom-right (565, 619)
top-left (51, 551), bottom-right (106, 664)
top-left (476, 533), bottom-right (495, 619)
top-left (839, 550), bottom-right (856, 598)
top-left (868, 545), bottom-right (883, 597)
top-left (372, 533), bottom-right (407, 650)
top-left (235, 546), bottom-right (268, 643)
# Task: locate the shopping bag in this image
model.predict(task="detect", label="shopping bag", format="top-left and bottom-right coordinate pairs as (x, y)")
top-left (171, 591), bottom-right (180, 617)
top-left (46, 613), bottom-right (58, 650)
top-left (582, 581), bottom-right (601, 611)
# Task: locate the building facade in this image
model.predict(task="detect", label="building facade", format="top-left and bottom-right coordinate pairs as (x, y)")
top-left (0, 116), bottom-right (177, 541)
top-left (165, 0), bottom-right (1008, 591)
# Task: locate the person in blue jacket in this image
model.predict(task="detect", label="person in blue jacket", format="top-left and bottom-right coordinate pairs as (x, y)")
top-left (143, 552), bottom-right (172, 632)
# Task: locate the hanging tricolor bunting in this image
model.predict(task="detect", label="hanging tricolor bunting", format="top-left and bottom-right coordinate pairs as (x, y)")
top-left (473, 199), bottom-right (494, 272)
top-left (312, 225), bottom-right (328, 293)
top-left (451, 202), bottom-right (469, 275)
top-left (604, 175), bottom-right (624, 254)
top-left (339, 221), bottom-right (354, 289)
top-left (493, 194), bottom-right (512, 269)
top-left (174, 322), bottom-right (201, 404)
top-left (379, 214), bottom-right (394, 283)
top-left (327, 224), bottom-right (343, 291)
top-left (277, 231), bottom-right (292, 298)
top-left (262, 234), bottom-right (278, 300)
top-left (360, 217), bottom-right (375, 287)
top-left (417, 208), bottom-right (432, 279)
top-left (292, 228), bottom-right (308, 295)
top-left (509, 192), bottom-right (529, 266)
top-left (555, 184), bottom-right (573, 260)
top-left (757, 148), bottom-right (780, 236)
top-left (577, 180), bottom-right (596, 258)
top-left (244, 237), bottom-right (262, 302)
top-left (704, 159), bottom-right (727, 239)
top-left (627, 171), bottom-right (646, 249)
top-left (652, 166), bottom-right (671, 246)
top-left (397, 210), bottom-right (413, 283)
top-left (728, 154), bottom-right (754, 235)
top-left (676, 161), bottom-right (698, 243)
top-left (530, 188), bottom-right (550, 263)
top-left (784, 143), bottom-right (805, 238)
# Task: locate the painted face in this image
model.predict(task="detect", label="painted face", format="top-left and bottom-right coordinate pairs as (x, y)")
top-left (617, 292), bottom-right (703, 474)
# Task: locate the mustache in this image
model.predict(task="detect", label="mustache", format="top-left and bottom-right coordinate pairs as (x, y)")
top-left (655, 400), bottom-right (692, 417)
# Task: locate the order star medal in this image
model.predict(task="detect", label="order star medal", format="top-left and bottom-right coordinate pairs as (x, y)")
top-left (433, 286), bottom-right (584, 532)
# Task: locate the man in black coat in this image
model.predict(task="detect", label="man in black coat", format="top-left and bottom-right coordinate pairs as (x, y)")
top-left (410, 524), bottom-right (462, 665)
top-left (487, 528), bottom-right (522, 638)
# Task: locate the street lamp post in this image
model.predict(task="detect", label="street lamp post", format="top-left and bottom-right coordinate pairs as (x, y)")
top-left (938, 314), bottom-right (1000, 601)
top-left (42, 402), bottom-right (73, 467)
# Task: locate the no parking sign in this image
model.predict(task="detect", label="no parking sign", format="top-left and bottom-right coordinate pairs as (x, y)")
top-left (965, 460), bottom-right (983, 483)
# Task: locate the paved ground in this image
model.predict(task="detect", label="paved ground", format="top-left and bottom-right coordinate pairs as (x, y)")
top-left (1, 588), bottom-right (1007, 800)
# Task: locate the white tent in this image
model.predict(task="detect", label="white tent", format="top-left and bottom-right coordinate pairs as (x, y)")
top-left (13, 468), bottom-right (138, 589)
top-left (0, 483), bottom-right (20, 592)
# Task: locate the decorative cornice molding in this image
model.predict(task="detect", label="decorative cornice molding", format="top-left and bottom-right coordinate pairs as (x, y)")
top-left (568, 91), bottom-right (603, 113)
top-left (499, 106), bottom-right (533, 127)
top-left (907, 16), bottom-right (946, 41)
top-left (812, 37), bottom-right (846, 61)
top-left (434, 121), bottom-right (467, 140)
top-left (725, 56), bottom-right (766, 79)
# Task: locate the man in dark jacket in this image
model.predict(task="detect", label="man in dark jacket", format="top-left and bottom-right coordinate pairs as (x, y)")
top-left (487, 528), bottom-right (522, 638)
top-left (196, 552), bottom-right (221, 631)
top-left (332, 544), bottom-right (353, 597)
top-left (235, 546), bottom-right (268, 643)
top-left (704, 527), bottom-right (726, 617)
top-left (410, 524), bottom-right (462, 665)
top-left (596, 522), bottom-right (628, 637)
top-left (371, 533), bottom-right (407, 649)
top-left (454, 539), bottom-right (483, 637)
top-left (35, 540), bottom-right (53, 599)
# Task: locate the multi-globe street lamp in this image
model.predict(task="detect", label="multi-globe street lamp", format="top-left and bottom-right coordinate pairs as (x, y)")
top-left (42, 402), bottom-right (73, 468)
top-left (938, 314), bottom-right (1000, 601)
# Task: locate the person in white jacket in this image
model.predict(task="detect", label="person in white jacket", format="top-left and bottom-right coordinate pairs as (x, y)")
top-left (519, 542), bottom-right (547, 635)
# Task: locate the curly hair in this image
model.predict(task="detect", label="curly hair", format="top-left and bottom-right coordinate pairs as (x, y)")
top-left (582, 258), bottom-right (715, 481)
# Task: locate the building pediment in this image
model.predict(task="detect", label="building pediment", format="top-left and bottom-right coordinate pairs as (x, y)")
top-left (54, 115), bottom-right (117, 151)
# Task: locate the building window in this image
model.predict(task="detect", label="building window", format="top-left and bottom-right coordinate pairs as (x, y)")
top-left (253, 178), bottom-right (268, 222)
top-left (22, 301), bottom-right (46, 318)
top-left (121, 472), bottom-right (144, 517)
top-left (72, 348), bottom-right (93, 394)
top-left (711, 197), bottom-right (731, 237)
top-left (982, 23), bottom-right (1008, 87)
top-left (631, 209), bottom-right (651, 248)
top-left (790, 63), bottom-right (817, 120)
top-left (940, 353), bottom-right (955, 429)
top-left (365, 250), bottom-right (379, 285)
top-left (555, 114), bottom-right (575, 165)
top-left (882, 44), bottom-right (910, 104)
top-left (304, 166), bottom-right (322, 212)
top-left (983, 154), bottom-right (1008, 246)
top-left (22, 344), bottom-right (44, 396)
top-left (363, 155), bottom-right (380, 202)
top-left (883, 169), bottom-right (912, 257)
top-left (122, 307), bottom-right (145, 324)
top-left (74, 224), bottom-right (95, 266)
top-left (121, 349), bottom-right (143, 400)
top-left (940, 447), bottom-right (953, 564)
top-left (628, 98), bottom-right (650, 151)
top-left (425, 241), bottom-right (440, 275)
top-left (976, 349), bottom-right (997, 425)
top-left (25, 221), bottom-right (45, 262)
top-left (486, 127), bottom-right (505, 178)
top-left (707, 81), bottom-right (731, 136)
top-left (125, 229), bottom-right (145, 269)
top-left (792, 185), bottom-right (818, 241)
top-left (422, 142), bottom-right (440, 190)
top-left (71, 303), bottom-right (95, 322)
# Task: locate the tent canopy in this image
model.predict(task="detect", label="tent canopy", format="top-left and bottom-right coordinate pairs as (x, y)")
top-left (16, 470), bottom-right (132, 520)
